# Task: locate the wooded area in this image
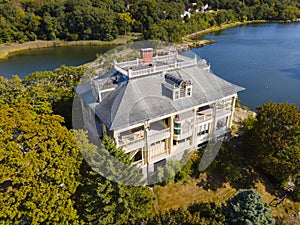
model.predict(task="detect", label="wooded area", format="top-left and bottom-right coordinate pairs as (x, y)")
top-left (0, 0), bottom-right (299, 43)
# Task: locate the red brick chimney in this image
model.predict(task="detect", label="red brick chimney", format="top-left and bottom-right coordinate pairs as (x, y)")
top-left (140, 48), bottom-right (153, 63)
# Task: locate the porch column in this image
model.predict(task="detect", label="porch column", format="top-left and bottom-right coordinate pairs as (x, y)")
top-left (191, 108), bottom-right (197, 148)
top-left (210, 102), bottom-right (217, 138)
top-left (144, 121), bottom-right (151, 184)
top-left (113, 131), bottom-right (119, 148)
top-left (169, 116), bottom-right (174, 154)
top-left (102, 123), bottom-right (107, 136)
top-left (228, 96), bottom-right (237, 128)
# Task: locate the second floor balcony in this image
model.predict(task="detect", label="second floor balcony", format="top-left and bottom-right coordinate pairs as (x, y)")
top-left (117, 120), bottom-right (171, 152)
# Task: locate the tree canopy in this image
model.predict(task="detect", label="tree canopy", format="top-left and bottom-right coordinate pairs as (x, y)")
top-left (0, 65), bottom-right (86, 127)
top-left (144, 202), bottom-right (224, 225)
top-left (0, 0), bottom-right (299, 43)
top-left (243, 102), bottom-right (300, 186)
top-left (0, 103), bottom-right (82, 224)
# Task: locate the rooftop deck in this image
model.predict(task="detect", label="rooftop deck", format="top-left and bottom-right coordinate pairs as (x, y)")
top-left (113, 51), bottom-right (208, 79)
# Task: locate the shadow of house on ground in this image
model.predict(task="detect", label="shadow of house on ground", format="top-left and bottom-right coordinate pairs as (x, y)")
top-left (197, 172), bottom-right (226, 191)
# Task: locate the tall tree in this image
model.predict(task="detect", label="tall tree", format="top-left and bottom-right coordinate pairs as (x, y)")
top-left (0, 103), bottom-right (82, 224)
top-left (74, 133), bottom-right (153, 224)
top-left (117, 12), bottom-right (135, 35)
top-left (243, 102), bottom-right (300, 184)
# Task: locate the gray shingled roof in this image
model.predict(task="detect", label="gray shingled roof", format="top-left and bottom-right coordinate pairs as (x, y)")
top-left (75, 63), bottom-right (244, 131)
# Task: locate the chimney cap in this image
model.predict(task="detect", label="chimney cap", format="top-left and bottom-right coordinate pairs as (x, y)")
top-left (140, 48), bottom-right (153, 52)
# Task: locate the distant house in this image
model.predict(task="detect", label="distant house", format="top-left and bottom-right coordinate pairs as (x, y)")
top-left (181, 9), bottom-right (191, 18)
top-left (181, 4), bottom-right (209, 18)
top-left (201, 4), bottom-right (209, 12)
top-left (75, 48), bottom-right (244, 178)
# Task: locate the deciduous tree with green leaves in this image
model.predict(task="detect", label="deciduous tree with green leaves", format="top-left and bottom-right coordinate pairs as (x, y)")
top-left (0, 65), bottom-right (86, 126)
top-left (243, 102), bottom-right (300, 187)
top-left (0, 103), bottom-right (82, 224)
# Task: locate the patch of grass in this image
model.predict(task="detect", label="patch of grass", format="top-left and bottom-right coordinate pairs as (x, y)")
top-left (154, 177), bottom-right (236, 211)
top-left (254, 181), bottom-right (300, 218)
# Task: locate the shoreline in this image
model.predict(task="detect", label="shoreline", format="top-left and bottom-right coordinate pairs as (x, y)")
top-left (182, 20), bottom-right (269, 40)
top-left (0, 35), bottom-right (139, 60)
top-left (178, 20), bottom-right (270, 50)
top-left (0, 20), bottom-right (294, 60)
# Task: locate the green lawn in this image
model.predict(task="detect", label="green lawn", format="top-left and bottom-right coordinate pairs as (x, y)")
top-left (153, 174), bottom-right (300, 219)
top-left (153, 174), bottom-right (236, 211)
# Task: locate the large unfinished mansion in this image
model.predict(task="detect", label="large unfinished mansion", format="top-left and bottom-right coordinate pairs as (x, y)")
top-left (75, 48), bottom-right (244, 175)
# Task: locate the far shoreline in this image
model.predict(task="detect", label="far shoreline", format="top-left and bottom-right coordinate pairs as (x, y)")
top-left (0, 20), bottom-right (292, 60)
top-left (182, 20), bottom-right (269, 40)
top-left (0, 35), bottom-right (139, 60)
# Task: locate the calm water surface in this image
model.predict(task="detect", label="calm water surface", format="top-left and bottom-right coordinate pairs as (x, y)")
top-left (0, 45), bottom-right (114, 78)
top-left (193, 23), bottom-right (300, 110)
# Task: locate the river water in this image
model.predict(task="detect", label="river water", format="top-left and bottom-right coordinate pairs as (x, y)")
top-left (193, 22), bottom-right (300, 109)
top-left (0, 23), bottom-right (299, 109)
top-left (0, 45), bottom-right (113, 78)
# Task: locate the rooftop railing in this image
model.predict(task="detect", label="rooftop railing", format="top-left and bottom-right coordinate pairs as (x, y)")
top-left (116, 58), bottom-right (141, 67)
top-left (115, 54), bottom-right (177, 68)
top-left (114, 63), bottom-right (128, 76)
top-left (153, 54), bottom-right (177, 62)
top-left (128, 58), bottom-right (197, 78)
top-left (114, 53), bottom-right (198, 79)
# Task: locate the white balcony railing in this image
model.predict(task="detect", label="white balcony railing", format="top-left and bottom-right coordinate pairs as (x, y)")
top-left (173, 129), bottom-right (193, 141)
top-left (148, 128), bottom-right (170, 143)
top-left (196, 108), bottom-right (213, 124)
top-left (216, 109), bottom-right (232, 117)
top-left (196, 114), bottom-right (213, 124)
top-left (118, 127), bottom-right (171, 152)
top-left (114, 55), bottom-right (197, 78)
top-left (118, 130), bottom-right (144, 146)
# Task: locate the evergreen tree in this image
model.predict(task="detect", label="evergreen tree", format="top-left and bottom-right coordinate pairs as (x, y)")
top-left (74, 133), bottom-right (153, 224)
top-left (223, 189), bottom-right (275, 225)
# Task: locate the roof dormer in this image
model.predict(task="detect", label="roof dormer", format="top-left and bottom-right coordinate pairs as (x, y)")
top-left (163, 73), bottom-right (192, 100)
